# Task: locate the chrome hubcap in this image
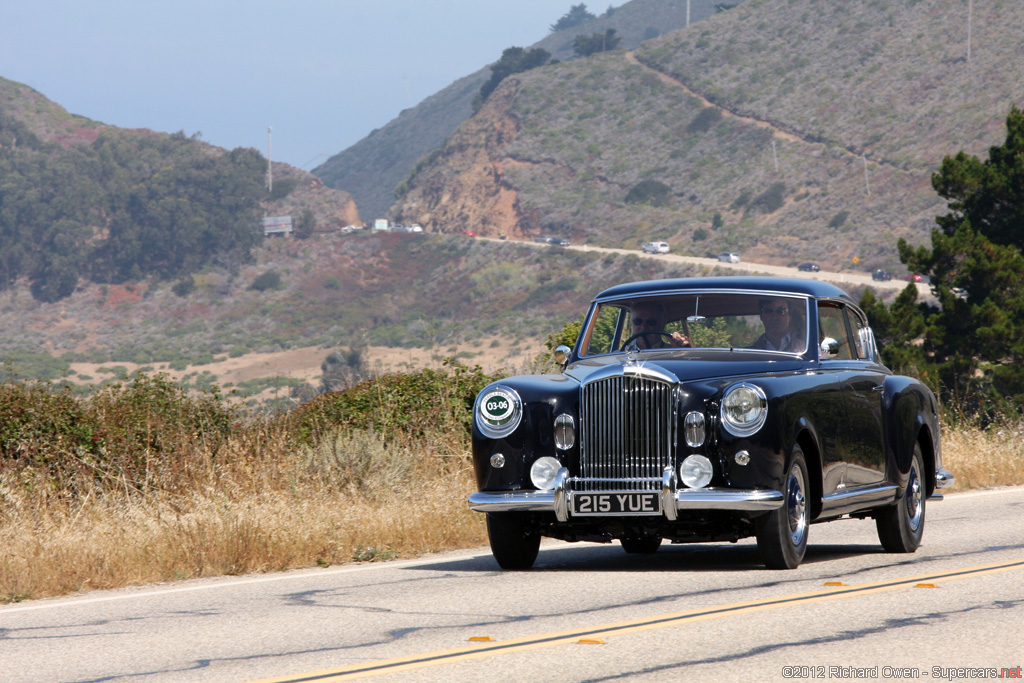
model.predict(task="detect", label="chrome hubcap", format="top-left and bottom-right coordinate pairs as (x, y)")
top-left (787, 466), bottom-right (808, 546)
top-left (906, 463), bottom-right (923, 532)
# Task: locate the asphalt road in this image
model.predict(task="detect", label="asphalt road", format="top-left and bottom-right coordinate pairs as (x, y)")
top-left (2, 487), bottom-right (1022, 683)
top-left (496, 237), bottom-right (931, 298)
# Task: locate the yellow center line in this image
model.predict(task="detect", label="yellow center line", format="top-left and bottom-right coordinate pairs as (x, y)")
top-left (249, 557), bottom-right (1024, 683)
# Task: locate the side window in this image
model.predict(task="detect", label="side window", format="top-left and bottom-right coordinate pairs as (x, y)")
top-left (584, 305), bottom-right (624, 355)
top-left (848, 311), bottom-right (869, 359)
top-left (817, 302), bottom-right (854, 360)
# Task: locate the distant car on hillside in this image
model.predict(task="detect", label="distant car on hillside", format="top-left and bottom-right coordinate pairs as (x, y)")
top-left (872, 270), bottom-right (893, 282)
top-left (534, 235), bottom-right (551, 243)
top-left (905, 273), bottom-right (923, 282)
top-left (643, 241), bottom-right (670, 254)
top-left (718, 252), bottom-right (741, 263)
top-left (460, 230), bottom-right (477, 237)
top-left (797, 262), bottom-right (820, 272)
top-left (548, 237), bottom-right (570, 247)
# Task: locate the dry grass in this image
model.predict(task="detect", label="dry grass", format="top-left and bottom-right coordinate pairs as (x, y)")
top-left (939, 419), bottom-right (1024, 492)
top-left (0, 428), bottom-right (486, 603)
top-left (2, 407), bottom-right (1022, 604)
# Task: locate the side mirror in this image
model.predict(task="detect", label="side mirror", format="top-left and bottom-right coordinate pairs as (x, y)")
top-left (819, 337), bottom-right (840, 359)
top-left (554, 345), bottom-right (571, 367)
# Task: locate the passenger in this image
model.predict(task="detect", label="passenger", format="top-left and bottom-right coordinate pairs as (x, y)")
top-left (749, 298), bottom-right (805, 353)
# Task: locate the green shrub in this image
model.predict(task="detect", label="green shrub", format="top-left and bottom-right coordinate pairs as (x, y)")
top-left (828, 211), bottom-right (850, 229)
top-left (625, 180), bottom-right (672, 206)
top-left (288, 360), bottom-right (495, 446)
top-left (250, 270), bottom-right (283, 292)
top-left (748, 182), bottom-right (787, 214)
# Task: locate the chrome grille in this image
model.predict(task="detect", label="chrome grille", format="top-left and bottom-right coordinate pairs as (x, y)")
top-left (576, 374), bottom-right (676, 492)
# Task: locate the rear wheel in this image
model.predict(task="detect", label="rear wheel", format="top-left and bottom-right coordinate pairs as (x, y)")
top-left (756, 445), bottom-right (810, 569)
top-left (620, 537), bottom-right (661, 554)
top-left (876, 444), bottom-right (925, 553)
top-left (486, 513), bottom-right (541, 570)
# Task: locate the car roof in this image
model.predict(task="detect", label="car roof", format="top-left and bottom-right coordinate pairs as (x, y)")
top-left (593, 276), bottom-right (855, 303)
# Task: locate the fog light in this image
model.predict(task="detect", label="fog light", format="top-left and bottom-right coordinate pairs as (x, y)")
top-left (734, 450), bottom-right (750, 466)
top-left (530, 456), bottom-right (561, 490)
top-left (553, 414), bottom-right (575, 450)
top-left (680, 455), bottom-right (714, 488)
top-left (490, 453), bottom-right (505, 469)
top-left (684, 411), bottom-right (706, 447)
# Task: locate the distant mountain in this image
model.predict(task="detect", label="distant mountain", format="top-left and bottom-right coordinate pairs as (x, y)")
top-left (387, 0), bottom-right (1024, 273)
top-left (313, 0), bottom-right (746, 220)
top-left (0, 77), bottom-right (358, 301)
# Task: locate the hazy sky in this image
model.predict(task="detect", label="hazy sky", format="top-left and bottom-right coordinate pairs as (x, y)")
top-left (2, 0), bottom-right (576, 169)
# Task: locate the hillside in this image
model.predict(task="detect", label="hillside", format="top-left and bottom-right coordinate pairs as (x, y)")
top-left (313, 0), bottom-right (747, 220)
top-left (388, 0), bottom-right (1024, 274)
top-left (1, 77), bottom-right (360, 300)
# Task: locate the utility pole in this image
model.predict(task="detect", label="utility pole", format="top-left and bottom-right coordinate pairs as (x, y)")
top-left (863, 154), bottom-right (871, 196)
top-left (267, 126), bottom-right (273, 193)
top-left (686, 0), bottom-right (691, 28)
top-left (967, 0), bottom-right (973, 64)
top-left (772, 139), bottom-right (779, 172)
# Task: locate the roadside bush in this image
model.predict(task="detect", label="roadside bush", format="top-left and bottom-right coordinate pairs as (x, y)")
top-left (0, 375), bottom-right (237, 495)
top-left (250, 270), bottom-right (283, 292)
top-left (289, 360), bottom-right (495, 446)
top-left (747, 182), bottom-right (787, 214)
top-left (625, 179), bottom-right (672, 206)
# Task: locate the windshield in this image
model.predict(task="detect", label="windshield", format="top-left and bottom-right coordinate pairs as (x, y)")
top-left (579, 292), bottom-right (809, 356)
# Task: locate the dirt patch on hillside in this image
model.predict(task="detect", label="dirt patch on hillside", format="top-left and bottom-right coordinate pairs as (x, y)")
top-left (68, 337), bottom-right (547, 392)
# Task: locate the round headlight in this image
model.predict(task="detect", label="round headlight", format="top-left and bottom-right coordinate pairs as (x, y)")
top-left (721, 383), bottom-right (767, 437)
top-left (530, 456), bottom-right (562, 490)
top-left (553, 414), bottom-right (575, 450)
top-left (680, 455), bottom-right (714, 488)
top-left (475, 386), bottom-right (522, 438)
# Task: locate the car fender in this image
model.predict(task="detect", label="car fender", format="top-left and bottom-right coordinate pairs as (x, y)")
top-left (882, 376), bottom-right (939, 493)
top-left (471, 375), bottom-right (579, 491)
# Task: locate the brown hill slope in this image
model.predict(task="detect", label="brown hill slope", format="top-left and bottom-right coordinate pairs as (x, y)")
top-left (389, 0), bottom-right (1024, 274)
top-left (313, 0), bottom-right (748, 220)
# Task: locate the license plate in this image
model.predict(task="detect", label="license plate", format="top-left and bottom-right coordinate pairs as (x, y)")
top-left (571, 492), bottom-right (662, 516)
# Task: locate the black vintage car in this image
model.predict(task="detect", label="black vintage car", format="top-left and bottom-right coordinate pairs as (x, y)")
top-left (469, 277), bottom-right (954, 569)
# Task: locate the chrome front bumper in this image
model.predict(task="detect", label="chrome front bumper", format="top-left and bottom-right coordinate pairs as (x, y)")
top-left (468, 468), bottom-right (783, 523)
top-left (935, 467), bottom-right (955, 489)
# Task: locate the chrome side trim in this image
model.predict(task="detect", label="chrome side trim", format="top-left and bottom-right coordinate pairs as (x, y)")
top-left (935, 467), bottom-right (955, 490)
top-left (821, 483), bottom-right (898, 516)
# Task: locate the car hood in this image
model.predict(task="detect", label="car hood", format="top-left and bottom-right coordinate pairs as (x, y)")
top-left (565, 350), bottom-right (807, 384)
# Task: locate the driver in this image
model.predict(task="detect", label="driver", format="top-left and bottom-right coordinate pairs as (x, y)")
top-left (629, 302), bottom-right (691, 349)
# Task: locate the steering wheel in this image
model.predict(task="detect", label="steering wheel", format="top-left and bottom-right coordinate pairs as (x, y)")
top-left (623, 331), bottom-right (676, 349)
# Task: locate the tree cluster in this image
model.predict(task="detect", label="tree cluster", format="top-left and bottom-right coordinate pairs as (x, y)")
top-left (863, 106), bottom-right (1024, 418)
top-left (573, 29), bottom-right (622, 57)
top-left (479, 47), bottom-right (552, 102)
top-left (0, 119), bottom-right (267, 302)
top-left (550, 4), bottom-right (596, 33)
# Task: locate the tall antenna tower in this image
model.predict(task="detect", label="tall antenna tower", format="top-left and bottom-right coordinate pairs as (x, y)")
top-left (267, 126), bottom-right (273, 193)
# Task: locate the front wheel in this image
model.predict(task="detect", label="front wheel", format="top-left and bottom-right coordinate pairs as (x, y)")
top-left (756, 445), bottom-right (810, 569)
top-left (486, 512), bottom-right (541, 570)
top-left (875, 444), bottom-right (926, 553)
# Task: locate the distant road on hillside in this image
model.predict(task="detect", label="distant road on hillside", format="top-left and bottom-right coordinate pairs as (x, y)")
top-left (483, 237), bottom-right (930, 298)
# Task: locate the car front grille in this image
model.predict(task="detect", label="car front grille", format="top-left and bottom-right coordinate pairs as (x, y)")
top-left (576, 373), bottom-right (676, 491)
